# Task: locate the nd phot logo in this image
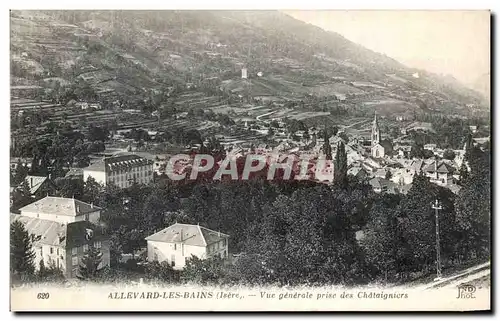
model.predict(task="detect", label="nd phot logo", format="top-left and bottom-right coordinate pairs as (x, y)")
top-left (456, 284), bottom-right (476, 299)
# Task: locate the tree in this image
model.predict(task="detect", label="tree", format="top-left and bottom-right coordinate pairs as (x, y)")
top-left (395, 173), bottom-right (458, 274)
top-left (181, 255), bottom-right (225, 285)
top-left (82, 176), bottom-right (103, 204)
top-left (454, 146), bottom-right (490, 261)
top-left (334, 142), bottom-right (348, 187)
top-left (140, 183), bottom-right (180, 234)
top-left (322, 128), bottom-right (332, 160)
top-left (458, 162), bottom-right (469, 185)
top-left (145, 261), bottom-right (179, 283)
top-left (87, 125), bottom-right (109, 142)
top-left (10, 220), bottom-right (35, 279)
top-left (77, 245), bottom-right (104, 280)
top-left (385, 170), bottom-right (392, 180)
top-left (361, 195), bottom-right (402, 282)
top-left (11, 180), bottom-right (34, 211)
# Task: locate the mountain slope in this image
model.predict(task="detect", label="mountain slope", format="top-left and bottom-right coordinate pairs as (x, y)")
top-left (10, 10), bottom-right (489, 117)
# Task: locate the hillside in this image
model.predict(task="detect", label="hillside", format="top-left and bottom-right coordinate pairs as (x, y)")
top-left (10, 10), bottom-right (489, 118)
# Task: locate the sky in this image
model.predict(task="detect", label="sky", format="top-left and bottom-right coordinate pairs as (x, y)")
top-left (284, 10), bottom-right (490, 94)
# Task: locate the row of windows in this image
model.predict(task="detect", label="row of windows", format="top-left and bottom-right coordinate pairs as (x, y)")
top-left (71, 241), bottom-right (102, 255)
top-left (207, 239), bottom-right (227, 254)
top-left (109, 166), bottom-right (153, 175)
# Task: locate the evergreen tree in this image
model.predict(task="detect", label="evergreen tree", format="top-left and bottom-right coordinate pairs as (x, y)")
top-left (10, 220), bottom-right (35, 279)
top-left (38, 259), bottom-right (47, 278)
top-left (11, 180), bottom-right (33, 211)
top-left (458, 162), bottom-right (469, 185)
top-left (77, 245), bottom-right (104, 280)
top-left (334, 142), bottom-right (348, 187)
top-left (322, 126), bottom-right (332, 160)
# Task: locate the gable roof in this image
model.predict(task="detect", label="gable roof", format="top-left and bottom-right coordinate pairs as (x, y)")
top-left (19, 196), bottom-right (101, 217)
top-left (145, 223), bottom-right (229, 247)
top-left (19, 176), bottom-right (53, 195)
top-left (423, 161), bottom-right (455, 174)
top-left (409, 159), bottom-right (425, 172)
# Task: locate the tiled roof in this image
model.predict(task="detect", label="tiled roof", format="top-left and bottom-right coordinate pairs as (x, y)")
top-left (19, 196), bottom-right (101, 217)
top-left (146, 223), bottom-right (229, 247)
top-left (84, 154), bottom-right (153, 172)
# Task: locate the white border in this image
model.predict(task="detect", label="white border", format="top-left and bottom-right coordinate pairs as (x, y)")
top-left (2, 0), bottom-right (497, 319)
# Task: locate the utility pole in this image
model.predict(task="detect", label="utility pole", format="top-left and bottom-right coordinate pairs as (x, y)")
top-left (431, 199), bottom-right (443, 280)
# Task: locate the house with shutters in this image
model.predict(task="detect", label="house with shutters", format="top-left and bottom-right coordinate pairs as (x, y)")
top-left (145, 223), bottom-right (229, 270)
top-left (12, 196), bottom-right (109, 278)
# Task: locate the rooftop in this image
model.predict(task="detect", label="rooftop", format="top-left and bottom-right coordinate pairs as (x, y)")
top-left (19, 196), bottom-right (101, 217)
top-left (10, 213), bottom-right (107, 247)
top-left (84, 154), bottom-right (153, 172)
top-left (145, 223), bottom-right (229, 247)
top-left (19, 175), bottom-right (51, 195)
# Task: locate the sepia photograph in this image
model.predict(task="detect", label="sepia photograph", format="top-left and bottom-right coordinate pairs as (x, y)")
top-left (8, 8), bottom-right (491, 312)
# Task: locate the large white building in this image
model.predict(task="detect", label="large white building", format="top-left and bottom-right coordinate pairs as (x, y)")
top-left (18, 196), bottom-right (102, 224)
top-left (145, 223), bottom-right (229, 270)
top-left (13, 196), bottom-right (110, 278)
top-left (83, 154), bottom-right (154, 188)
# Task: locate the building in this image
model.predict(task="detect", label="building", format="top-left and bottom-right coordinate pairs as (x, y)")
top-left (423, 161), bottom-right (455, 186)
top-left (145, 223), bottom-right (229, 270)
top-left (369, 177), bottom-right (399, 194)
top-left (241, 68), bottom-right (248, 79)
top-left (83, 154), bottom-right (154, 188)
top-left (424, 144), bottom-right (437, 152)
top-left (10, 214), bottom-right (109, 279)
top-left (347, 166), bottom-right (368, 181)
top-left (19, 196), bottom-right (102, 225)
top-left (10, 157), bottom-right (33, 171)
top-left (12, 196), bottom-right (109, 279)
top-left (18, 175), bottom-right (58, 198)
top-left (370, 114), bottom-right (393, 158)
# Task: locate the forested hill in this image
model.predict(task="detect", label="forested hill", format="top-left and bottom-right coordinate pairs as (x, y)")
top-left (10, 10), bottom-right (489, 116)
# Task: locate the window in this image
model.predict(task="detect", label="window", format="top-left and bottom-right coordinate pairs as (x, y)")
top-left (83, 244), bottom-right (89, 252)
top-left (50, 247), bottom-right (53, 254)
top-left (72, 247), bottom-right (77, 255)
top-left (94, 241), bottom-right (101, 249)
top-left (72, 256), bottom-right (78, 266)
top-left (174, 244), bottom-right (177, 251)
top-left (171, 255), bottom-right (175, 267)
top-left (222, 239), bottom-right (226, 247)
top-left (85, 213), bottom-right (89, 221)
top-left (56, 248), bottom-right (59, 255)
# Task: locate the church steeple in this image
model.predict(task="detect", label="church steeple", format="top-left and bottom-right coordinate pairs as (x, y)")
top-left (371, 113), bottom-right (380, 146)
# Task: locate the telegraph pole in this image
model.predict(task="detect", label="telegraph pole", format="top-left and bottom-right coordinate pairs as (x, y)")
top-left (431, 199), bottom-right (443, 280)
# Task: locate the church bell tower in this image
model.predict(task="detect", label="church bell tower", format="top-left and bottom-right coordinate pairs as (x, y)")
top-left (371, 114), bottom-right (380, 147)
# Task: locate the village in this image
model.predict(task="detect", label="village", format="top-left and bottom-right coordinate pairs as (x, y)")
top-left (9, 10), bottom-right (490, 287)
